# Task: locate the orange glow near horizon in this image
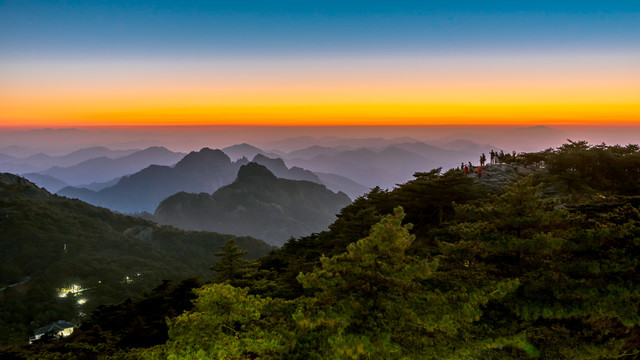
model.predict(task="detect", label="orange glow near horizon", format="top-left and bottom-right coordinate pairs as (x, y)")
top-left (5, 104), bottom-right (638, 127)
top-left (1, 53), bottom-right (639, 127)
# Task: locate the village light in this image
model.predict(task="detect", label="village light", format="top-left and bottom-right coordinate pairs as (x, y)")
top-left (57, 284), bottom-right (85, 297)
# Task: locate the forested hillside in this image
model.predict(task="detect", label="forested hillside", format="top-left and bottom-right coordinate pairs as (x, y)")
top-left (0, 174), bottom-right (272, 346)
top-left (3, 142), bottom-right (639, 359)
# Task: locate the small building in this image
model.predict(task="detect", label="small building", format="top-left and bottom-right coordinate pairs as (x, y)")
top-left (29, 320), bottom-right (74, 344)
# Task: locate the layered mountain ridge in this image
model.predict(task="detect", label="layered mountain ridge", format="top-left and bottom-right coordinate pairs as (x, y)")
top-left (58, 148), bottom-right (246, 213)
top-left (154, 163), bottom-right (351, 246)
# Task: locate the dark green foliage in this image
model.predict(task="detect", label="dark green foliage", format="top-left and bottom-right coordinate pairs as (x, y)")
top-left (138, 208), bottom-right (527, 359)
top-left (439, 176), bottom-right (640, 358)
top-left (210, 238), bottom-right (262, 288)
top-left (143, 142), bottom-right (639, 359)
top-left (393, 167), bottom-right (481, 229)
top-left (134, 283), bottom-right (294, 360)
top-left (4, 142), bottom-right (640, 359)
top-left (81, 278), bottom-right (202, 348)
top-left (1, 278), bottom-right (202, 359)
top-left (258, 167), bottom-right (482, 298)
top-left (0, 175), bottom-right (272, 346)
top-left (514, 140), bottom-right (640, 195)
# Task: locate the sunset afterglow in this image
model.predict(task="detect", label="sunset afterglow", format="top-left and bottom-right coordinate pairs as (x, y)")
top-left (1, 1), bottom-right (638, 127)
top-left (2, 54), bottom-right (639, 126)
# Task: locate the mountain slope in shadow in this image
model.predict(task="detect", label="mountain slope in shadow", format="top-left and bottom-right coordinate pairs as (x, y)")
top-left (154, 163), bottom-right (351, 246)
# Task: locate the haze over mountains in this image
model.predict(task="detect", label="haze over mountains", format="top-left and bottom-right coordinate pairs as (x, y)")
top-left (55, 148), bottom-right (363, 214)
top-left (0, 146), bottom-right (138, 175)
top-left (3, 125), bottom-right (636, 198)
top-left (3, 128), bottom-right (638, 246)
top-left (0, 131), bottom-right (562, 217)
top-left (58, 148), bottom-right (245, 214)
top-left (0, 133), bottom-right (518, 247)
top-left (154, 163), bottom-right (351, 246)
top-left (37, 138), bottom-right (498, 212)
top-left (3, 125), bottom-right (636, 156)
top-left (36, 146), bottom-right (185, 186)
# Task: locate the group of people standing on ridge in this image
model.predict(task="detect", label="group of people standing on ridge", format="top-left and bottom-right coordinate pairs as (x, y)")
top-left (462, 162), bottom-right (483, 178)
top-left (461, 150), bottom-right (517, 178)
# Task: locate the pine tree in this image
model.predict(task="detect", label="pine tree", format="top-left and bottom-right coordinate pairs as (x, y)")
top-left (135, 284), bottom-right (292, 360)
top-left (295, 207), bottom-right (522, 359)
top-left (441, 176), bottom-right (640, 358)
top-left (211, 238), bottom-right (256, 286)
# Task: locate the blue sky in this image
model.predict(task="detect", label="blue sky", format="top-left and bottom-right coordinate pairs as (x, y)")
top-left (2, 0), bottom-right (639, 59)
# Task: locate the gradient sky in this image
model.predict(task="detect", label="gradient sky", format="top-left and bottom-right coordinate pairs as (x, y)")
top-left (1, 1), bottom-right (639, 127)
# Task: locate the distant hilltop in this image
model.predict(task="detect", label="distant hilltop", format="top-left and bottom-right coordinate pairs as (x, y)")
top-left (154, 163), bottom-right (351, 246)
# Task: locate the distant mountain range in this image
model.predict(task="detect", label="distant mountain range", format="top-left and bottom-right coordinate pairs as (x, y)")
top-left (58, 148), bottom-right (246, 213)
top-left (19, 173), bottom-right (71, 193)
top-left (7, 138), bottom-right (504, 214)
top-left (281, 141), bottom-right (498, 190)
top-left (35, 146), bottom-right (185, 186)
top-left (258, 135), bottom-right (422, 152)
top-left (221, 143), bottom-right (280, 161)
top-left (286, 146), bottom-right (439, 189)
top-left (431, 125), bottom-right (568, 152)
top-left (57, 148), bottom-right (368, 214)
top-left (251, 154), bottom-right (369, 199)
top-left (285, 145), bottom-right (352, 160)
top-left (153, 163), bottom-right (351, 246)
top-left (0, 146), bottom-right (138, 174)
top-left (252, 154), bottom-right (321, 183)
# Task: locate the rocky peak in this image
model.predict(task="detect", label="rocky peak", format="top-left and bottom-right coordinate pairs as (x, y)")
top-left (174, 148), bottom-right (231, 170)
top-left (236, 163), bottom-right (277, 181)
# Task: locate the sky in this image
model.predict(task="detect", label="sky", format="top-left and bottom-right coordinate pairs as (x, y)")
top-left (1, 1), bottom-right (639, 127)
